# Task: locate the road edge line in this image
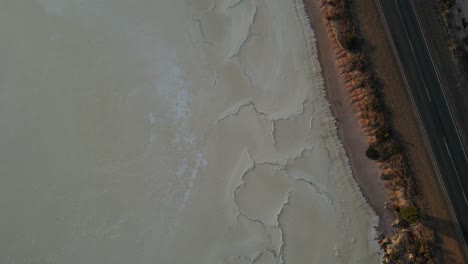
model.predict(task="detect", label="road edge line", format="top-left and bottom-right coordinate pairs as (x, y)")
top-left (374, 0), bottom-right (468, 253)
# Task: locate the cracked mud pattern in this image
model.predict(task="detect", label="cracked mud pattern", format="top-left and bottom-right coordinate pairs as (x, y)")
top-left (0, 0), bottom-right (380, 263)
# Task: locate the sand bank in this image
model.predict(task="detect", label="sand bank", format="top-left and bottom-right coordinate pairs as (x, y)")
top-left (301, 0), bottom-right (393, 235)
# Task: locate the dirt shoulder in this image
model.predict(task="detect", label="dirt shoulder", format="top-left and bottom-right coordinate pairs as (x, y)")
top-left (353, 0), bottom-right (468, 262)
top-left (302, 0), bottom-right (393, 236)
top-left (302, 0), bottom-right (468, 261)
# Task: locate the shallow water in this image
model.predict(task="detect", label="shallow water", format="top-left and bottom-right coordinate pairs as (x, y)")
top-left (0, 0), bottom-right (380, 263)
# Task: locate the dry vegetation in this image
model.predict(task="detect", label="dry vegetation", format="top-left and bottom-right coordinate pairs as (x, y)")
top-left (437, 0), bottom-right (455, 27)
top-left (318, 0), bottom-right (436, 263)
top-left (436, 0), bottom-right (468, 71)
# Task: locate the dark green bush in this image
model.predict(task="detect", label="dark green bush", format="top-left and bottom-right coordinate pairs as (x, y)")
top-left (400, 206), bottom-right (419, 223)
top-left (365, 144), bottom-right (379, 160)
top-left (381, 140), bottom-right (402, 160)
top-left (375, 126), bottom-right (391, 141)
top-left (342, 34), bottom-right (359, 51)
top-left (371, 98), bottom-right (385, 113)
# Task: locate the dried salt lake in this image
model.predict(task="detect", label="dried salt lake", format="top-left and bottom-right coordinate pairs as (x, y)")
top-left (0, 0), bottom-right (380, 263)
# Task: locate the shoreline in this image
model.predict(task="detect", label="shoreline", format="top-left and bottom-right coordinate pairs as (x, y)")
top-left (301, 0), bottom-right (392, 236)
top-left (295, 1), bottom-right (382, 260)
top-left (301, 0), bottom-right (450, 262)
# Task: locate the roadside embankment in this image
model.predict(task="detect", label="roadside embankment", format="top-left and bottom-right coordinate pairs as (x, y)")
top-left (308, 0), bottom-right (437, 262)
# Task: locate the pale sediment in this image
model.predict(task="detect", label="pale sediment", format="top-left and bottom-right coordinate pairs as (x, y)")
top-left (0, 0), bottom-right (380, 263)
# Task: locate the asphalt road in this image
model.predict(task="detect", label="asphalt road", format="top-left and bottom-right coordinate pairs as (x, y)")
top-left (375, 0), bottom-right (468, 249)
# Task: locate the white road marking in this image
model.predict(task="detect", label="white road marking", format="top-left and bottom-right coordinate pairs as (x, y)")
top-left (443, 136), bottom-right (468, 206)
top-left (409, 0), bottom-right (468, 167)
top-left (380, 0), bottom-right (468, 251)
top-left (394, 0), bottom-right (432, 102)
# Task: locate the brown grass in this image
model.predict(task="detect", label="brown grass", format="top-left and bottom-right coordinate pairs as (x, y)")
top-left (317, 0), bottom-right (436, 262)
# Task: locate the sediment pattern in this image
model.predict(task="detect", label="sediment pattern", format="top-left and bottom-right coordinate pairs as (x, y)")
top-left (0, 0), bottom-right (380, 263)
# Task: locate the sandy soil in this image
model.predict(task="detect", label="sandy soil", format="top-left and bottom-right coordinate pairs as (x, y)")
top-left (302, 0), bottom-right (394, 237)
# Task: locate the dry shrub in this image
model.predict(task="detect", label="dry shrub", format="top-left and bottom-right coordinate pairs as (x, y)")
top-left (320, 0), bottom-right (435, 261)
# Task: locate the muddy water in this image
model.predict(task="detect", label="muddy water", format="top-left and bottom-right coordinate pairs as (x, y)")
top-left (0, 0), bottom-right (380, 263)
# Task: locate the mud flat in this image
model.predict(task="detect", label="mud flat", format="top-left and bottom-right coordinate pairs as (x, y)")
top-left (0, 0), bottom-right (379, 263)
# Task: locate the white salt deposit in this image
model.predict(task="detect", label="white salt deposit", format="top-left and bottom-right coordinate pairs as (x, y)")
top-left (0, 0), bottom-right (380, 263)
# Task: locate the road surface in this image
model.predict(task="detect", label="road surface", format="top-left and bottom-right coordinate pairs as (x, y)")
top-left (375, 0), bottom-right (468, 250)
